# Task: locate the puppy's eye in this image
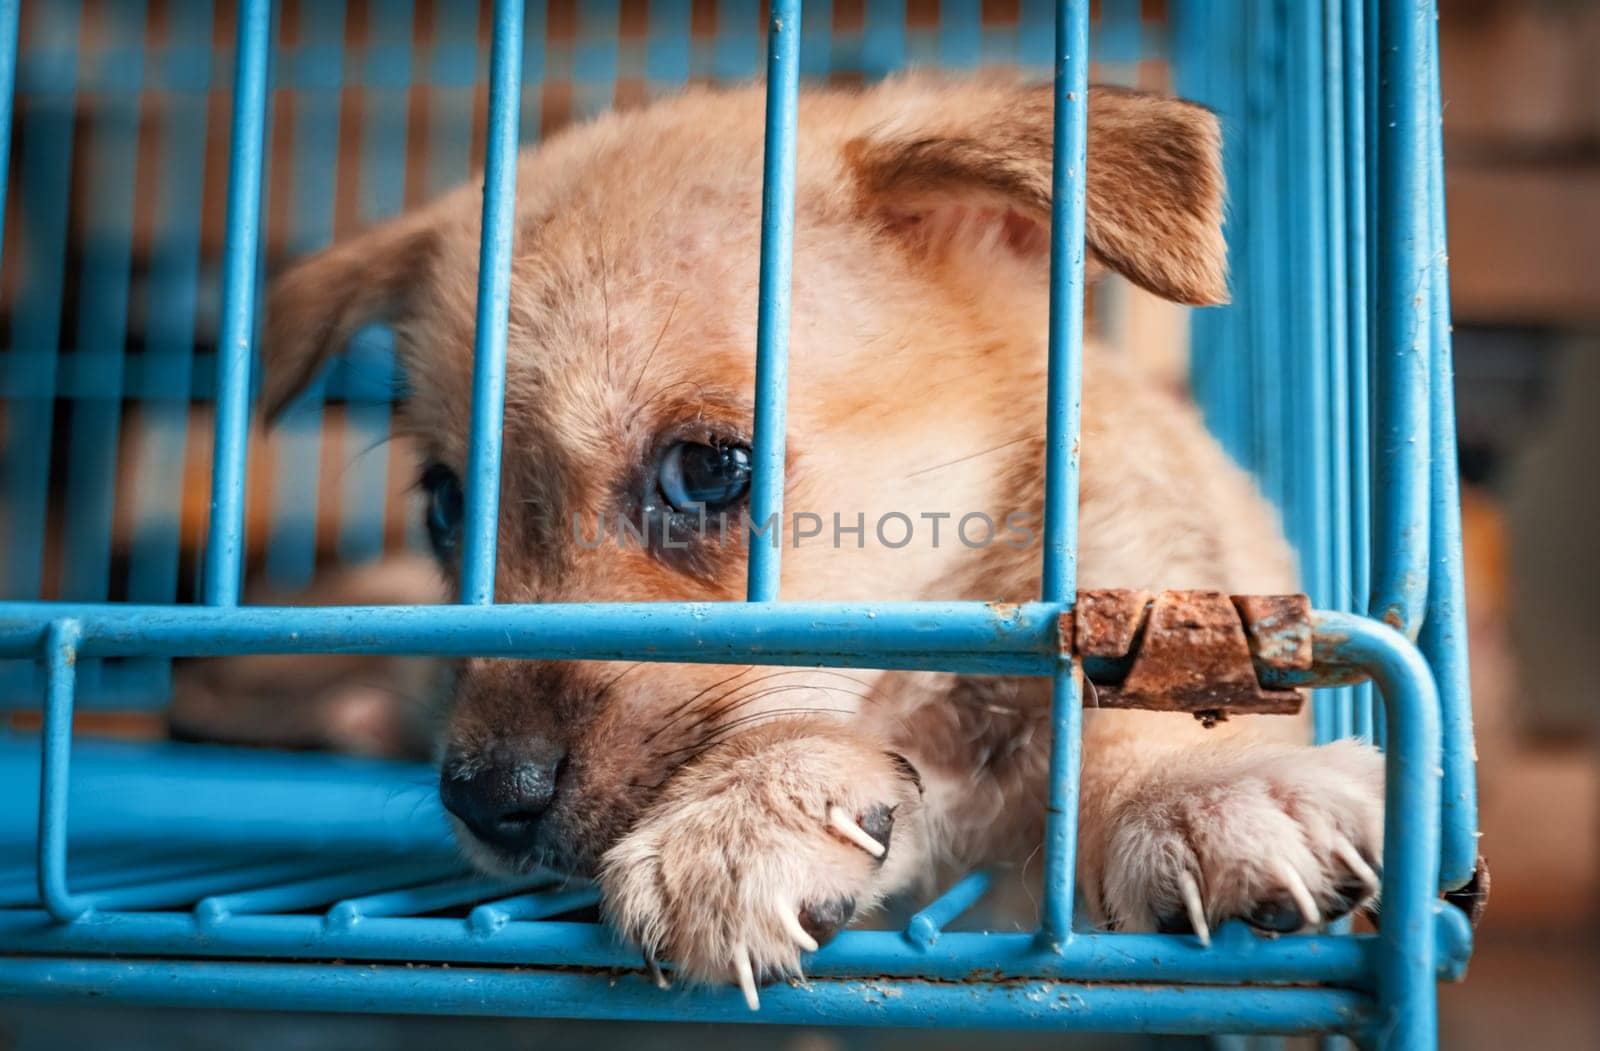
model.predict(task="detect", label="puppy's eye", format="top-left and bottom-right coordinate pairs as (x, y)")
top-left (419, 462), bottom-right (464, 561)
top-left (657, 441), bottom-right (752, 513)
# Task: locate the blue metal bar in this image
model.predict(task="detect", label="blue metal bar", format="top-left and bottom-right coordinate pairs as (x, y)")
top-left (459, 0), bottom-right (524, 605)
top-left (1037, 0), bottom-right (1089, 949)
top-left (1368, 0), bottom-right (1434, 639)
top-left (0, 909), bottom-right (1378, 985)
top-left (338, 0), bottom-right (416, 564)
top-left (743, 0), bottom-right (801, 602)
top-left (1039, 0), bottom-right (1087, 607)
top-left (265, 1), bottom-right (346, 591)
top-left (0, 601), bottom-right (1065, 673)
top-left (0, 0), bottom-right (18, 264)
top-left (194, 861), bottom-right (457, 925)
top-left (203, 0), bottom-right (273, 606)
top-left (1310, 611), bottom-right (1441, 1049)
top-left (0, 0), bottom-right (81, 601)
top-left (1418, 15), bottom-right (1477, 893)
top-left (1344, 0), bottom-right (1375, 745)
top-left (123, 0), bottom-right (217, 706)
top-left (60, 0), bottom-right (149, 610)
top-left (1322, 0), bottom-right (1355, 743)
top-left (468, 884), bottom-right (602, 934)
top-left (35, 620), bottom-right (86, 922)
top-left (0, 957), bottom-right (1372, 1033)
top-left (326, 872), bottom-right (541, 928)
top-left (904, 870), bottom-right (992, 949)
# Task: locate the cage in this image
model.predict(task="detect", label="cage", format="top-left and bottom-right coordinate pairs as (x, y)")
top-left (0, 1), bottom-right (1478, 1047)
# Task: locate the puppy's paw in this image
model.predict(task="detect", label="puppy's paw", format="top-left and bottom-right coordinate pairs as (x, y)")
top-left (1096, 738), bottom-right (1383, 942)
top-left (600, 723), bottom-right (923, 1006)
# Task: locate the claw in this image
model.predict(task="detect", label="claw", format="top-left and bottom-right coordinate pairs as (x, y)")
top-left (644, 951), bottom-right (670, 990)
top-left (1332, 834), bottom-right (1380, 896)
top-left (733, 945), bottom-right (759, 1011)
top-left (828, 805), bottom-right (887, 858)
top-left (1178, 871), bottom-right (1211, 948)
top-left (778, 901), bottom-right (820, 953)
top-left (1273, 859), bottom-right (1322, 929)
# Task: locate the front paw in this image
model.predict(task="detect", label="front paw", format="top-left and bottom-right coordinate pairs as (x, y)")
top-left (1095, 738), bottom-right (1384, 942)
top-left (599, 723), bottom-right (923, 1007)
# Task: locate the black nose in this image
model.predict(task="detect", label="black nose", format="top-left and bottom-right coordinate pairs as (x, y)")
top-left (440, 745), bottom-right (565, 854)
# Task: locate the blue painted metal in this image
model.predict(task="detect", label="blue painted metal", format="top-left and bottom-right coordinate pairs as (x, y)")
top-left (0, 1), bottom-right (1476, 1045)
top-left (1369, 0), bottom-right (1434, 640)
top-left (1418, 16), bottom-right (1478, 893)
top-left (460, 0), bottom-right (525, 606)
top-left (744, 0), bottom-right (801, 602)
top-left (0, 957), bottom-right (1375, 1033)
top-left (36, 620), bottom-right (86, 922)
top-left (203, 0), bottom-right (273, 607)
top-left (1037, 0), bottom-right (1089, 948)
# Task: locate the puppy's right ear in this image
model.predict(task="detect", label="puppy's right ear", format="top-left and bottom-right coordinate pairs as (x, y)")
top-left (259, 208), bottom-right (441, 421)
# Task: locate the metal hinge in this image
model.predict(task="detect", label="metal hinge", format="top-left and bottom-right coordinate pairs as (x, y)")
top-left (1066, 589), bottom-right (1311, 724)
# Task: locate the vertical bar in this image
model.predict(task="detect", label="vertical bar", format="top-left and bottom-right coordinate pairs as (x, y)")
top-left (60, 0), bottom-right (149, 606)
top-left (338, 0), bottom-right (416, 565)
top-left (36, 619), bottom-right (87, 922)
top-left (0, 0), bottom-right (82, 602)
top-left (743, 0), bottom-right (801, 603)
top-left (1418, 14), bottom-right (1477, 893)
top-left (458, 0), bottom-right (524, 605)
top-left (202, 0), bottom-right (274, 606)
top-left (1369, 0), bottom-right (1433, 638)
top-left (1037, 0), bottom-right (1088, 949)
top-left (1324, 616), bottom-right (1440, 1049)
top-left (265, 0), bottom-right (347, 591)
top-left (1323, 0), bottom-right (1356, 743)
top-left (0, 0), bottom-right (20, 271)
top-left (1346, 0), bottom-right (1375, 744)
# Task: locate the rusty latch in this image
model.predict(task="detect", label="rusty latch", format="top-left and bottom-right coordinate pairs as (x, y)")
top-left (1067, 590), bottom-right (1310, 723)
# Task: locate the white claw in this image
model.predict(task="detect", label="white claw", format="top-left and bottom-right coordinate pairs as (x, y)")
top-left (1178, 871), bottom-right (1211, 948)
top-left (1274, 859), bottom-right (1323, 929)
top-left (1332, 834), bottom-right (1380, 896)
top-left (646, 956), bottom-right (671, 990)
top-left (733, 946), bottom-right (760, 1011)
top-left (827, 805), bottom-right (886, 858)
top-left (778, 901), bottom-right (820, 952)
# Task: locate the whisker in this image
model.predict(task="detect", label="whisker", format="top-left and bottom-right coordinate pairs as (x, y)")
top-left (906, 435), bottom-right (1034, 479)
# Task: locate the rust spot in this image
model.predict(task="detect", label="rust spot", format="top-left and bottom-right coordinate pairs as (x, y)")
top-left (1231, 594), bottom-right (1313, 669)
top-left (1443, 854), bottom-right (1491, 928)
top-left (1071, 589), bottom-right (1304, 718)
top-left (1073, 589), bottom-right (1150, 658)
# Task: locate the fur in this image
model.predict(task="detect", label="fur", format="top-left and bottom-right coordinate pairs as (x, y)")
top-left (260, 75), bottom-right (1384, 995)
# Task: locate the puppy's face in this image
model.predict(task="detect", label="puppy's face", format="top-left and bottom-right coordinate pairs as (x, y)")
top-left (262, 79), bottom-right (1226, 875)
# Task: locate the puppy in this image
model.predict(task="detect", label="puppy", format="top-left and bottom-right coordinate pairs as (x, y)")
top-left (261, 77), bottom-right (1384, 997)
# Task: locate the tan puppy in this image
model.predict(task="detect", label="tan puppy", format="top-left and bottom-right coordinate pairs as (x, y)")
top-left (261, 77), bottom-right (1384, 999)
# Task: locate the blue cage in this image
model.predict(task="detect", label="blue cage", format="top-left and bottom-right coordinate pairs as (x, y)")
top-left (0, 1), bottom-right (1478, 1047)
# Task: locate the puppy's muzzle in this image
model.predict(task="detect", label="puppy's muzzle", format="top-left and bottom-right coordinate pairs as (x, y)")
top-left (440, 740), bottom-right (565, 855)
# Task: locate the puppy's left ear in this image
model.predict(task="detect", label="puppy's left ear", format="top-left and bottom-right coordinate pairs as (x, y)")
top-left (259, 205), bottom-right (443, 422)
top-left (845, 80), bottom-right (1228, 306)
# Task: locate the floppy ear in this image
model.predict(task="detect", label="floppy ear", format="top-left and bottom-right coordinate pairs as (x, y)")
top-left (845, 81), bottom-right (1228, 306)
top-left (259, 207), bottom-right (442, 421)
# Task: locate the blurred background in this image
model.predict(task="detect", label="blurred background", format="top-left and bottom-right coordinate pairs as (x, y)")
top-left (0, 0), bottom-right (1596, 1047)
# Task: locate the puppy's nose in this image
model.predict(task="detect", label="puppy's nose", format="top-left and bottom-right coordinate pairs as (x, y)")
top-left (440, 744), bottom-right (564, 853)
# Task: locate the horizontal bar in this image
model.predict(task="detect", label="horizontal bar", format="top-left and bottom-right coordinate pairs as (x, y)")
top-left (0, 957), bottom-right (1371, 1034)
top-left (0, 911), bottom-right (1375, 987)
top-left (326, 873), bottom-right (544, 927)
top-left (468, 885), bottom-right (603, 934)
top-left (0, 738), bottom-right (452, 855)
top-left (0, 601), bottom-right (1066, 674)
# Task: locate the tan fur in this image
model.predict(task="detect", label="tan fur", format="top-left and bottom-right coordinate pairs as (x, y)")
top-left (261, 76), bottom-right (1383, 990)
